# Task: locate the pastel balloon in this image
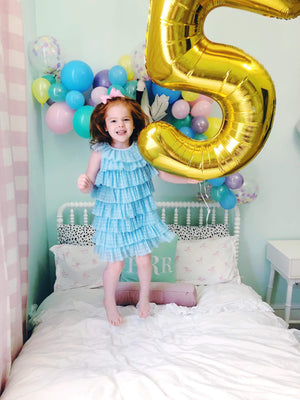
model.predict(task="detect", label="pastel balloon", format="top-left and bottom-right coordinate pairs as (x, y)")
top-left (66, 90), bottom-right (85, 110)
top-left (152, 82), bottom-right (181, 104)
top-left (225, 172), bottom-right (244, 189)
top-left (28, 35), bottom-right (64, 75)
top-left (108, 65), bottom-right (127, 87)
top-left (173, 115), bottom-right (192, 130)
top-left (138, 0), bottom-right (299, 180)
top-left (188, 94), bottom-right (214, 107)
top-left (118, 54), bottom-right (131, 71)
top-left (45, 102), bottom-right (75, 134)
top-left (31, 77), bottom-right (50, 105)
top-left (72, 105), bottom-right (94, 138)
top-left (191, 116), bottom-right (209, 134)
top-left (130, 42), bottom-right (150, 80)
top-left (194, 134), bottom-right (208, 141)
top-left (233, 178), bottom-right (259, 204)
top-left (219, 190), bottom-right (237, 210)
top-left (42, 74), bottom-right (56, 85)
top-left (179, 126), bottom-right (195, 139)
top-left (91, 86), bottom-right (108, 105)
top-left (48, 83), bottom-right (67, 102)
top-left (211, 184), bottom-right (229, 202)
top-left (61, 60), bottom-right (94, 92)
top-left (93, 69), bottom-right (111, 88)
top-left (205, 117), bottom-right (222, 139)
top-left (191, 100), bottom-right (212, 117)
top-left (124, 80), bottom-right (138, 99)
top-left (171, 100), bottom-right (190, 119)
top-left (118, 55), bottom-right (135, 80)
top-left (208, 177), bottom-right (225, 186)
top-left (181, 91), bottom-right (199, 102)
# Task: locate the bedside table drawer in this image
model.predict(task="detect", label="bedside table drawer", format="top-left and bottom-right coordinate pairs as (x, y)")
top-left (267, 240), bottom-right (300, 278)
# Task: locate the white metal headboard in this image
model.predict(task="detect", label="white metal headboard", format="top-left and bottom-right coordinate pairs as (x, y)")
top-left (57, 201), bottom-right (240, 259)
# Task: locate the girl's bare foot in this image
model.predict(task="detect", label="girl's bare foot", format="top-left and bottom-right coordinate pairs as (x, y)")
top-left (137, 298), bottom-right (151, 319)
top-left (104, 298), bottom-right (123, 326)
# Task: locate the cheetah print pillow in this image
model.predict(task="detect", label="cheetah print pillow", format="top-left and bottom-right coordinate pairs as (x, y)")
top-left (167, 224), bottom-right (230, 240)
top-left (57, 225), bottom-right (95, 246)
top-left (57, 223), bottom-right (229, 246)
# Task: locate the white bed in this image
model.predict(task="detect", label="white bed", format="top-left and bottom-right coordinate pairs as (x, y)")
top-left (2, 202), bottom-right (300, 400)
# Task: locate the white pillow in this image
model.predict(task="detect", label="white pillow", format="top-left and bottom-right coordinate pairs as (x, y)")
top-left (175, 236), bottom-right (240, 285)
top-left (50, 245), bottom-right (106, 291)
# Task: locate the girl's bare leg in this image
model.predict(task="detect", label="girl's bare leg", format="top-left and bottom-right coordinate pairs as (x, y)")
top-left (103, 260), bottom-right (124, 326)
top-left (135, 253), bottom-right (152, 318)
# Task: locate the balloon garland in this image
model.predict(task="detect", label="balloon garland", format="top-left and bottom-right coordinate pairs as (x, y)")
top-left (29, 37), bottom-right (258, 209)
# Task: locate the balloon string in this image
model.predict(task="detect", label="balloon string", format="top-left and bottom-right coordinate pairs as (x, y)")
top-left (199, 181), bottom-right (210, 225)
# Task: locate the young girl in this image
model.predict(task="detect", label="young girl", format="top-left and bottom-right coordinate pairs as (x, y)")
top-left (78, 91), bottom-right (198, 326)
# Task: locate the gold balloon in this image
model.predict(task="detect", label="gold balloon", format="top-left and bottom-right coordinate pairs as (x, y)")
top-left (138, 0), bottom-right (300, 180)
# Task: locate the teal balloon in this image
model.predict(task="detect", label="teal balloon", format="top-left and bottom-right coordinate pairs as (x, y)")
top-left (173, 114), bottom-right (192, 129)
top-left (194, 134), bottom-right (208, 141)
top-left (124, 80), bottom-right (137, 99)
top-left (48, 83), bottom-right (67, 102)
top-left (211, 184), bottom-right (229, 202)
top-left (42, 74), bottom-right (56, 85)
top-left (107, 85), bottom-right (126, 95)
top-left (72, 105), bottom-right (94, 138)
top-left (219, 190), bottom-right (237, 210)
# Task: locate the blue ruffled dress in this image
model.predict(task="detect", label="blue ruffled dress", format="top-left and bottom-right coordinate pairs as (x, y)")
top-left (91, 142), bottom-right (175, 262)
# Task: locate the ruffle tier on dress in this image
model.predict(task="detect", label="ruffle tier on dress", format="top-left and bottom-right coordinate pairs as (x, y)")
top-left (91, 142), bottom-right (175, 262)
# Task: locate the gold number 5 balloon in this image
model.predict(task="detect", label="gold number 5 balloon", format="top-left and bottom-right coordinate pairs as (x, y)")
top-left (138, 0), bottom-right (300, 180)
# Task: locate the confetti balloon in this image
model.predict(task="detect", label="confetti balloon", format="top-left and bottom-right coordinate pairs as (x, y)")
top-left (28, 36), bottom-right (64, 76)
top-left (130, 42), bottom-right (150, 80)
top-left (233, 178), bottom-right (259, 204)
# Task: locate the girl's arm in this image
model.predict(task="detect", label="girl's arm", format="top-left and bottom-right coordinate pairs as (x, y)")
top-left (158, 170), bottom-right (200, 184)
top-left (77, 151), bottom-right (102, 193)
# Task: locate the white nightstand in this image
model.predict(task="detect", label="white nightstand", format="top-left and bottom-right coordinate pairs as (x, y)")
top-left (266, 240), bottom-right (300, 323)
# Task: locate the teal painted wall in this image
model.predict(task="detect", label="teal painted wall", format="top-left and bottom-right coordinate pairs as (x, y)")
top-left (24, 0), bottom-right (300, 310)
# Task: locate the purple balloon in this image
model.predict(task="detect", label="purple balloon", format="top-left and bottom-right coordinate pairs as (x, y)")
top-left (225, 173), bottom-right (244, 189)
top-left (93, 69), bottom-right (111, 88)
top-left (191, 116), bottom-right (209, 134)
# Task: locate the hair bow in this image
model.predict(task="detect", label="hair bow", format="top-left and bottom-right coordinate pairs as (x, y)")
top-left (99, 87), bottom-right (125, 104)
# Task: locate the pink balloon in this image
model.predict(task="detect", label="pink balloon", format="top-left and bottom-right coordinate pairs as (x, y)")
top-left (45, 102), bottom-right (75, 134)
top-left (191, 100), bottom-right (212, 117)
top-left (91, 86), bottom-right (108, 105)
top-left (171, 99), bottom-right (190, 119)
top-left (189, 94), bottom-right (214, 107)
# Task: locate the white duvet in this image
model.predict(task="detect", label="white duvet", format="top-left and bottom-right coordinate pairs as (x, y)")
top-left (2, 283), bottom-right (300, 400)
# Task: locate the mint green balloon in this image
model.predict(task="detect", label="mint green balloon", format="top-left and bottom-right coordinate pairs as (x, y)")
top-left (124, 80), bottom-right (138, 99)
top-left (72, 105), bottom-right (94, 139)
top-left (173, 114), bottom-right (192, 129)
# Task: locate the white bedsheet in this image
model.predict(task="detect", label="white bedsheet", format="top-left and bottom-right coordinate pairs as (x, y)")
top-left (2, 283), bottom-right (300, 400)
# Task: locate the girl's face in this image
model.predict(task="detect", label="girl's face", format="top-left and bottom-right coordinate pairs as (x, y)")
top-left (104, 103), bottom-right (134, 148)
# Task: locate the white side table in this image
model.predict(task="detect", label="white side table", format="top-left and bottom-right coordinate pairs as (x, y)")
top-left (266, 240), bottom-right (300, 323)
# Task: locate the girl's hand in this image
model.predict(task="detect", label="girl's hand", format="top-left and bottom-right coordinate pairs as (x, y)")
top-left (77, 174), bottom-right (93, 193)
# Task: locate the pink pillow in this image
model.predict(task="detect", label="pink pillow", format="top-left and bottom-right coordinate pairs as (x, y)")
top-left (116, 282), bottom-right (197, 307)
